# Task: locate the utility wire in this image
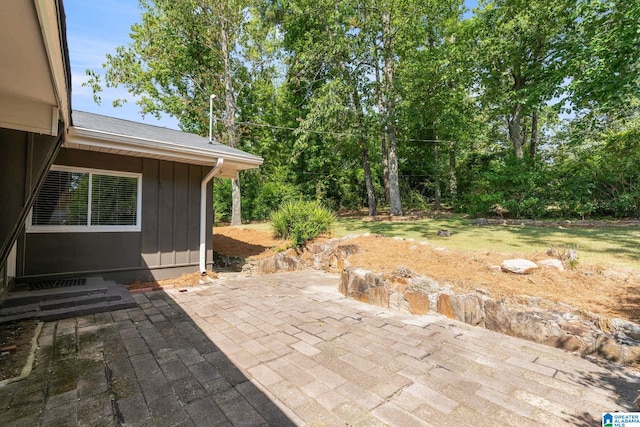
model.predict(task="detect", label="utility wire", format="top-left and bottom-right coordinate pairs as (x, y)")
top-left (235, 120), bottom-right (455, 144)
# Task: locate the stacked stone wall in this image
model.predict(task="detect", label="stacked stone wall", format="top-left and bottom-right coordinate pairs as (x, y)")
top-left (340, 265), bottom-right (640, 365)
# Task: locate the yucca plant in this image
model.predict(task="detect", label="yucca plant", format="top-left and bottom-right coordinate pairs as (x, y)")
top-left (271, 200), bottom-right (336, 247)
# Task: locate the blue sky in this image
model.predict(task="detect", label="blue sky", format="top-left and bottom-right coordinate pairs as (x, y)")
top-left (66, 0), bottom-right (479, 130)
top-left (66, 0), bottom-right (180, 129)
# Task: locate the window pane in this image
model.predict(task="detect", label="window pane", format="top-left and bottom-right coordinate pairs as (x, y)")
top-left (32, 171), bottom-right (89, 225)
top-left (91, 174), bottom-right (138, 226)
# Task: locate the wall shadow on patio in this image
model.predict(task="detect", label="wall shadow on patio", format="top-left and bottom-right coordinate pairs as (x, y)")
top-left (561, 359), bottom-right (639, 426)
top-left (113, 288), bottom-right (296, 426)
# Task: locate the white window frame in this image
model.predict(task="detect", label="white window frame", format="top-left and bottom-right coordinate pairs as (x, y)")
top-left (27, 165), bottom-right (142, 233)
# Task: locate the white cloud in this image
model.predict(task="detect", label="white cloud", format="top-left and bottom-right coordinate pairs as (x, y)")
top-left (67, 35), bottom-right (119, 70)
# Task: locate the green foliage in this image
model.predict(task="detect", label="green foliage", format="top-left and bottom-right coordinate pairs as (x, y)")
top-left (270, 200), bottom-right (336, 247)
top-left (567, 0), bottom-right (640, 111)
top-left (457, 120), bottom-right (640, 219)
top-left (465, 0), bottom-right (573, 157)
top-left (401, 186), bottom-right (431, 211)
top-left (241, 168), bottom-right (300, 221)
top-left (213, 179), bottom-right (232, 224)
top-left (88, 0), bottom-right (640, 222)
top-left (458, 154), bottom-right (550, 218)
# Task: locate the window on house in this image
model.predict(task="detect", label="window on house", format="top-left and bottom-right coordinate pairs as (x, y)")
top-left (30, 166), bottom-right (142, 232)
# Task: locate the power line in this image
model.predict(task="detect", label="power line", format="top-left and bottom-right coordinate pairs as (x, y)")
top-left (235, 120), bottom-right (455, 144)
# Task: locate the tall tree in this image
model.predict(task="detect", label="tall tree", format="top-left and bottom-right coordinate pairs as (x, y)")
top-left (86, 0), bottom-right (259, 225)
top-left (467, 0), bottom-right (572, 159)
top-left (272, 0), bottom-right (383, 215)
top-left (277, 0), bottom-right (443, 216)
top-left (566, 0), bottom-right (640, 113)
top-left (379, 4), bottom-right (403, 215)
top-left (397, 0), bottom-right (471, 206)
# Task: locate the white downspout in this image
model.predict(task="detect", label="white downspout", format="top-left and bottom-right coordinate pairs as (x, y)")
top-left (209, 94), bottom-right (216, 143)
top-left (199, 158), bottom-right (224, 274)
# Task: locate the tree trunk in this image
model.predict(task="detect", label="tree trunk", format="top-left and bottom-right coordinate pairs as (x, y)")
top-left (449, 140), bottom-right (457, 198)
top-left (362, 144), bottom-right (377, 216)
top-left (382, 9), bottom-right (403, 216)
top-left (386, 120), bottom-right (402, 215)
top-left (350, 84), bottom-right (377, 216)
top-left (529, 109), bottom-right (538, 161)
top-left (231, 177), bottom-right (241, 225)
top-left (221, 20), bottom-right (241, 225)
top-left (433, 137), bottom-right (441, 209)
top-left (374, 51), bottom-right (390, 203)
top-left (380, 126), bottom-right (390, 204)
top-left (508, 103), bottom-right (524, 159)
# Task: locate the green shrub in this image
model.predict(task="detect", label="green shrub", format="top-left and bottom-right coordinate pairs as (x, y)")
top-left (402, 188), bottom-right (430, 211)
top-left (271, 200), bottom-right (336, 247)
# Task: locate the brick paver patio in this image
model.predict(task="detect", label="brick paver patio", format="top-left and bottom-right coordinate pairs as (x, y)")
top-left (1, 270), bottom-right (638, 426)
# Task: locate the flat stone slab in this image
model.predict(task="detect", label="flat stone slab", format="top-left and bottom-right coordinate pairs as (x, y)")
top-left (501, 258), bottom-right (539, 274)
top-left (1, 271), bottom-right (638, 426)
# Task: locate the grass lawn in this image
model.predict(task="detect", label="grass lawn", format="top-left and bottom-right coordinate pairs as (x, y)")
top-left (233, 215), bottom-right (640, 270)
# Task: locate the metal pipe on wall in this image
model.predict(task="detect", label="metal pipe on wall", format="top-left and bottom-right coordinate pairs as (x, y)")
top-left (199, 158), bottom-right (223, 274)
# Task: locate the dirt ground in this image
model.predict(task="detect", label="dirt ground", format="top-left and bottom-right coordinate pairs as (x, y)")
top-left (126, 271), bottom-right (219, 291)
top-left (0, 319), bottom-right (38, 382)
top-left (212, 226), bottom-right (640, 324)
top-left (125, 229), bottom-right (288, 291)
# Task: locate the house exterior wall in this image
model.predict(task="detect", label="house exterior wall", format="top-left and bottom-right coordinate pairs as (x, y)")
top-left (0, 126), bottom-right (61, 297)
top-left (19, 148), bottom-right (214, 282)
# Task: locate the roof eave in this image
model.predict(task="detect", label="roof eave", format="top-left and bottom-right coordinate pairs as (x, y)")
top-left (35, 0), bottom-right (71, 131)
top-left (66, 126), bottom-right (263, 170)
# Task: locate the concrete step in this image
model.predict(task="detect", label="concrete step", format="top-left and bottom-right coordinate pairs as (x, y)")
top-left (40, 292), bottom-right (118, 311)
top-left (0, 277), bottom-right (137, 323)
top-left (1, 287), bottom-right (109, 307)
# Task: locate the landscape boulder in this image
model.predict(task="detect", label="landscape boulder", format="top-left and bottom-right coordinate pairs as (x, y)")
top-left (404, 291), bottom-right (430, 315)
top-left (473, 218), bottom-right (489, 226)
top-left (501, 259), bottom-right (538, 274)
top-left (538, 258), bottom-right (564, 271)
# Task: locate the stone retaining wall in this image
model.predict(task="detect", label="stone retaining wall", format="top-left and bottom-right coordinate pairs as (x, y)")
top-left (340, 265), bottom-right (640, 365)
top-left (216, 236), bottom-right (358, 274)
top-left (216, 235), bottom-right (640, 366)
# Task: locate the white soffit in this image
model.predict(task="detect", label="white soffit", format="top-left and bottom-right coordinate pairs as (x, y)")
top-left (0, 0), bottom-right (68, 136)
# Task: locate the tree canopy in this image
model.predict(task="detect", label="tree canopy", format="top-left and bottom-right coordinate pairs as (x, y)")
top-left (88, 0), bottom-right (640, 221)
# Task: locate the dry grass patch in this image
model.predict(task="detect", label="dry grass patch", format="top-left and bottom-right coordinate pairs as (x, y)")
top-left (212, 225), bottom-right (640, 323)
top-left (126, 271), bottom-right (218, 291)
top-left (346, 235), bottom-right (640, 323)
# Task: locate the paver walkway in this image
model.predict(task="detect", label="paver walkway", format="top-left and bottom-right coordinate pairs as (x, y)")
top-left (1, 270), bottom-right (638, 426)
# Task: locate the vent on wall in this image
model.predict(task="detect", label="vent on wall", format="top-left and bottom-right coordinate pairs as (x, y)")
top-left (28, 278), bottom-right (87, 291)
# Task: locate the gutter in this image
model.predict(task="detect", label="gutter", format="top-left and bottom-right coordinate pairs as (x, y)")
top-left (68, 126), bottom-right (263, 166)
top-left (199, 158), bottom-right (224, 274)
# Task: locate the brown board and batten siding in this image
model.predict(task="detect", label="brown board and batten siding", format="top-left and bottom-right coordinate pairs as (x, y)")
top-left (19, 148), bottom-right (213, 282)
